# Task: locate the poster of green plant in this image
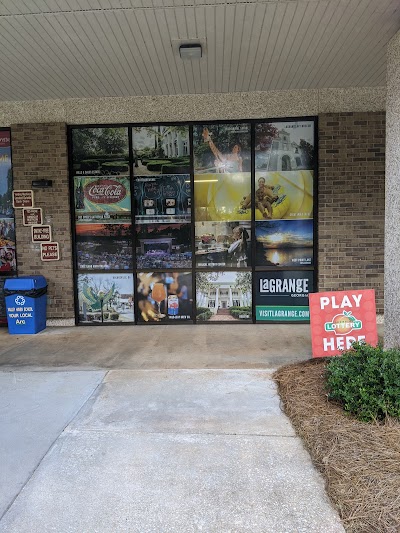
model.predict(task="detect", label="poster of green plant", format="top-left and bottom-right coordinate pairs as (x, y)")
top-left (132, 125), bottom-right (190, 175)
top-left (72, 127), bottom-right (129, 176)
top-left (77, 273), bottom-right (134, 323)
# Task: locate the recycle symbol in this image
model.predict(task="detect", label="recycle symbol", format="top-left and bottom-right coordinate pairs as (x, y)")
top-left (15, 295), bottom-right (25, 306)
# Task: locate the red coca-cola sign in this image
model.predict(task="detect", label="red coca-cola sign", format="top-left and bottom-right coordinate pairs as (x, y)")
top-left (84, 179), bottom-right (126, 204)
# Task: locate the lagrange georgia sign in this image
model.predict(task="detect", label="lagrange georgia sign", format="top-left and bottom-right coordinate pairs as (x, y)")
top-left (84, 180), bottom-right (127, 204)
top-left (309, 289), bottom-right (378, 357)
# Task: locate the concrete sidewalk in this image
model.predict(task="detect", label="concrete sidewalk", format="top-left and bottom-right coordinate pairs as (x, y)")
top-left (0, 324), bottom-right (316, 370)
top-left (0, 368), bottom-right (344, 532)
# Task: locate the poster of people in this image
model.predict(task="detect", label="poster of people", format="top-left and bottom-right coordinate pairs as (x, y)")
top-left (255, 220), bottom-right (314, 267)
top-left (195, 221), bottom-right (251, 267)
top-left (77, 273), bottom-right (134, 323)
top-left (255, 121), bottom-right (315, 171)
top-left (75, 224), bottom-right (132, 270)
top-left (136, 271), bottom-right (192, 323)
top-left (134, 175), bottom-right (191, 223)
top-left (194, 173), bottom-right (251, 221)
top-left (71, 127), bottom-right (129, 176)
top-left (193, 123), bottom-right (251, 173)
top-left (250, 171), bottom-right (314, 220)
top-left (196, 271), bottom-right (252, 322)
top-left (74, 176), bottom-right (131, 224)
top-left (0, 129), bottom-right (16, 275)
top-left (136, 224), bottom-right (192, 269)
top-left (132, 125), bottom-right (190, 175)
top-left (255, 271), bottom-right (313, 322)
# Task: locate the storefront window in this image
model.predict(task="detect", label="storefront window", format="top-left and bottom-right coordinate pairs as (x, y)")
top-left (69, 118), bottom-right (317, 325)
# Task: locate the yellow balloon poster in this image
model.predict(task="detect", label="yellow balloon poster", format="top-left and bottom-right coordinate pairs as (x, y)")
top-left (194, 173), bottom-right (251, 221)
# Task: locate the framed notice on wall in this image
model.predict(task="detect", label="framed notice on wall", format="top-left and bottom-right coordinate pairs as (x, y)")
top-left (12, 190), bottom-right (34, 209)
top-left (41, 242), bottom-right (60, 261)
top-left (23, 208), bottom-right (43, 226)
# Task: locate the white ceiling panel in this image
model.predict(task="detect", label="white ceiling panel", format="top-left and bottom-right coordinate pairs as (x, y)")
top-left (0, 0), bottom-right (398, 101)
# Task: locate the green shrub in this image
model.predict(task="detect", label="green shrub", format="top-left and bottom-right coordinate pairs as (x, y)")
top-left (80, 154), bottom-right (126, 162)
top-left (146, 160), bottom-right (171, 171)
top-left (110, 312), bottom-right (120, 321)
top-left (161, 163), bottom-right (190, 174)
top-left (196, 307), bottom-right (211, 315)
top-left (197, 310), bottom-right (213, 321)
top-left (80, 160), bottom-right (100, 171)
top-left (229, 308), bottom-right (251, 319)
top-left (326, 342), bottom-right (400, 422)
top-left (101, 161), bottom-right (129, 174)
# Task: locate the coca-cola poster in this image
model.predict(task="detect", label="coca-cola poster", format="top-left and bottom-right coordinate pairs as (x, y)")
top-left (136, 271), bottom-right (193, 324)
top-left (74, 177), bottom-right (131, 224)
top-left (71, 127), bottom-right (129, 176)
top-left (134, 175), bottom-right (191, 224)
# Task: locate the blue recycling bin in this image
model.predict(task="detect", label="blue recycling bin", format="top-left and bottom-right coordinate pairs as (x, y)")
top-left (4, 276), bottom-right (47, 334)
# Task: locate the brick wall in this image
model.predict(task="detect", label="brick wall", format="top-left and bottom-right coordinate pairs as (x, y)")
top-left (318, 112), bottom-right (385, 313)
top-left (11, 122), bottom-right (74, 320)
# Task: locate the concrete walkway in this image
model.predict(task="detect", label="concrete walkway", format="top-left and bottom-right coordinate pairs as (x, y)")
top-left (0, 324), bottom-right (316, 370)
top-left (0, 368), bottom-right (344, 532)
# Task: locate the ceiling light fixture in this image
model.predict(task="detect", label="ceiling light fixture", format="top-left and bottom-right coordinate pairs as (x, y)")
top-left (179, 43), bottom-right (202, 60)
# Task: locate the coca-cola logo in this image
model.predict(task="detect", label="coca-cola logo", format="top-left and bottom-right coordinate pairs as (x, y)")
top-left (84, 179), bottom-right (127, 204)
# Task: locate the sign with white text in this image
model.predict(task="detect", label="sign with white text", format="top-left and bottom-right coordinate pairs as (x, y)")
top-left (41, 242), bottom-right (60, 261)
top-left (255, 271), bottom-right (313, 322)
top-left (23, 208), bottom-right (42, 226)
top-left (31, 225), bottom-right (52, 243)
top-left (309, 289), bottom-right (378, 357)
top-left (13, 190), bottom-right (34, 208)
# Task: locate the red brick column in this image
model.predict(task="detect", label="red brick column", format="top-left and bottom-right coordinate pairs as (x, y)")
top-left (318, 112), bottom-right (385, 314)
top-left (10, 122), bottom-right (74, 322)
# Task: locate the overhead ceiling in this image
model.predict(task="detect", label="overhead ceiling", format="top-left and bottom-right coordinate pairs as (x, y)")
top-left (0, 0), bottom-right (398, 101)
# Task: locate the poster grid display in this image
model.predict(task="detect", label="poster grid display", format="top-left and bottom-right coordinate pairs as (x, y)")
top-left (69, 118), bottom-right (317, 325)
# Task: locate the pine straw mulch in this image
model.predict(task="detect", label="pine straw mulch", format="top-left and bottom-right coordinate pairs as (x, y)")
top-left (273, 358), bottom-right (400, 533)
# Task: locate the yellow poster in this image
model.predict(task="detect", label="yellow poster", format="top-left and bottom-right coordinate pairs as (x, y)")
top-left (194, 173), bottom-right (251, 221)
top-left (254, 171), bottom-right (313, 220)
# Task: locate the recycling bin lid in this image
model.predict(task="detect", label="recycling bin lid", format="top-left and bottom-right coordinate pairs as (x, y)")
top-left (4, 276), bottom-right (47, 290)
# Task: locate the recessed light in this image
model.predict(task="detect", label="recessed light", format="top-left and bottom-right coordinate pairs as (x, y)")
top-left (179, 44), bottom-right (202, 60)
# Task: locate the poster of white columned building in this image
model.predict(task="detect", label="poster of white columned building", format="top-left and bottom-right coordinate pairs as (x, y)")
top-left (196, 271), bottom-right (252, 322)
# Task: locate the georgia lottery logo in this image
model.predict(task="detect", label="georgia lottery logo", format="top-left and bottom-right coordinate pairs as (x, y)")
top-left (15, 295), bottom-right (26, 306)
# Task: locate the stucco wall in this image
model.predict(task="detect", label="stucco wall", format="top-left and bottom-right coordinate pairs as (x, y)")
top-left (0, 86), bottom-right (386, 126)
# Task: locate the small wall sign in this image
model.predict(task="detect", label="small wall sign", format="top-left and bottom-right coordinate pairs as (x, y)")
top-left (23, 208), bottom-right (43, 226)
top-left (309, 289), bottom-right (378, 358)
top-left (13, 190), bottom-right (34, 208)
top-left (41, 242), bottom-right (60, 261)
top-left (31, 225), bottom-right (52, 243)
